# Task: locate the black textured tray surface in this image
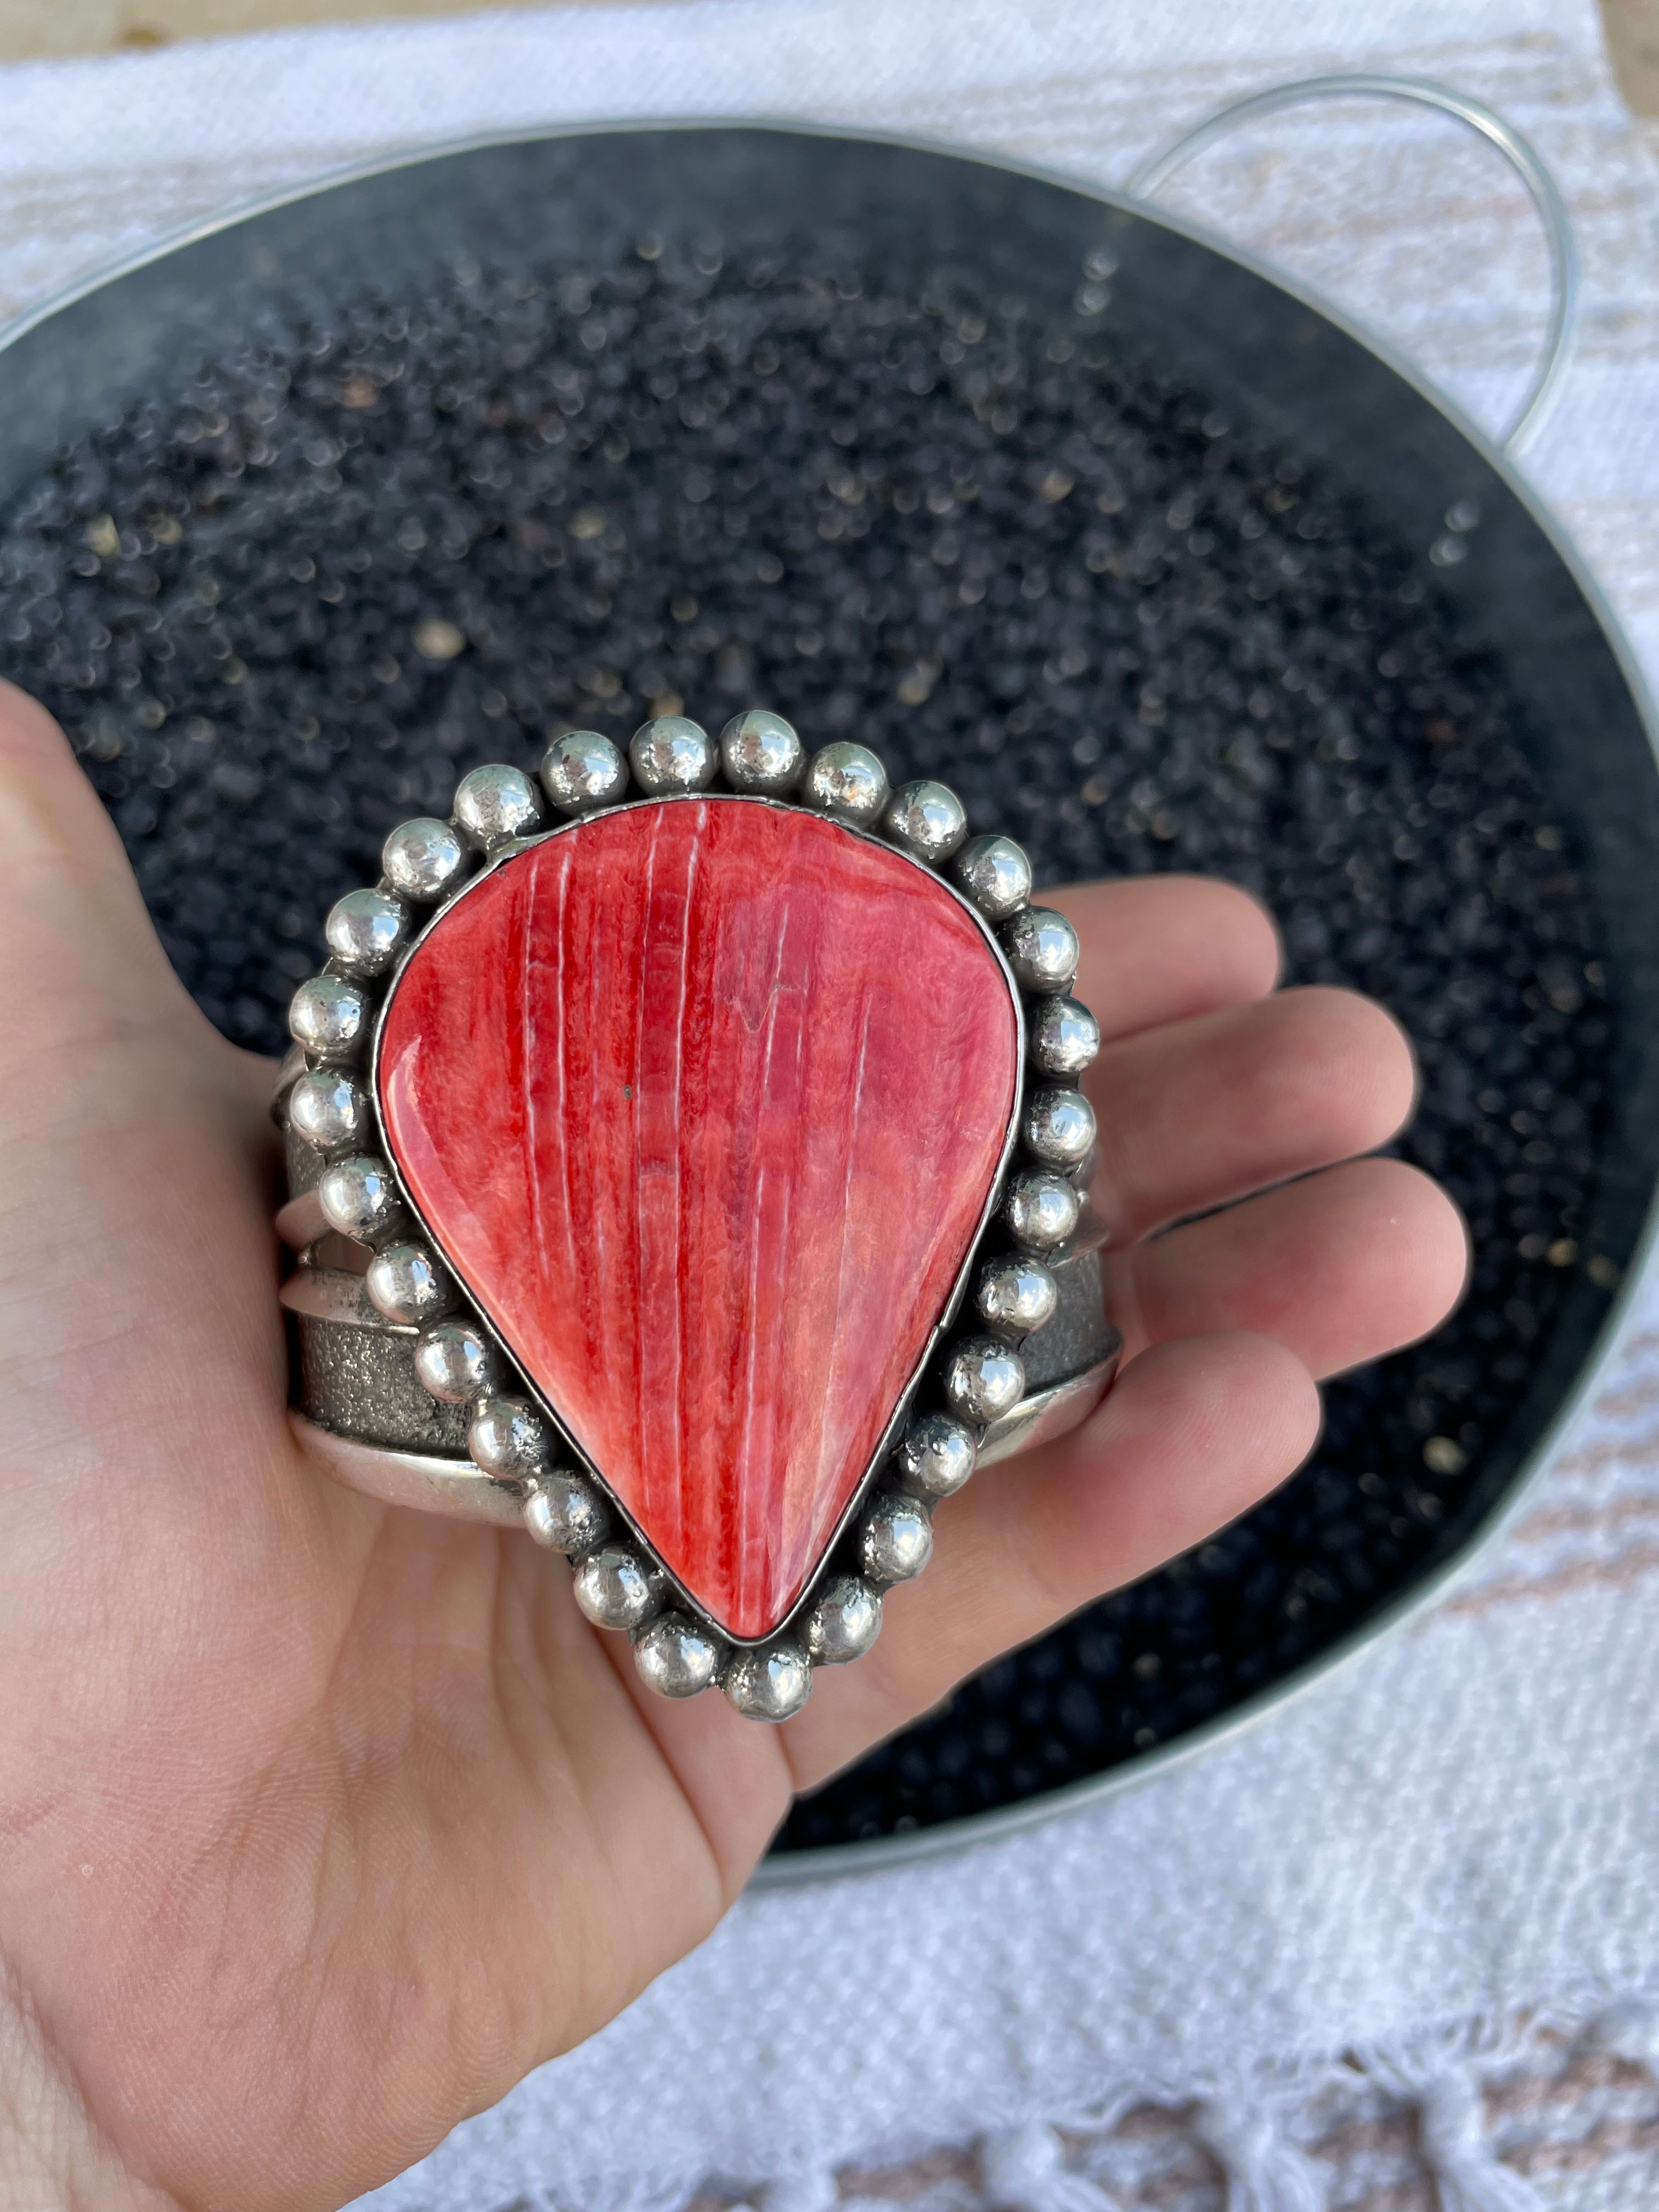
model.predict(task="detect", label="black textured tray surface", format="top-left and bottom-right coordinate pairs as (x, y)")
top-left (0, 247), bottom-right (1610, 1853)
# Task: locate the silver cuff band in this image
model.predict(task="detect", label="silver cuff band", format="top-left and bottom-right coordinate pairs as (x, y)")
top-left (283, 1237), bottom-right (1121, 1521)
top-left (271, 722), bottom-right (1118, 1713)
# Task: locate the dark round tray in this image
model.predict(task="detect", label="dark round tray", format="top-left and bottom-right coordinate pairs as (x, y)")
top-left (2, 122), bottom-right (1656, 1882)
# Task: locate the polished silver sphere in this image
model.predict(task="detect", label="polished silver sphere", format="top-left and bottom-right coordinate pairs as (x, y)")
top-left (1031, 996), bottom-right (1101, 1077)
top-left (541, 729), bottom-right (629, 814)
top-left (288, 1068), bottom-right (368, 1153)
top-left (860, 1493), bottom-right (934, 1584)
top-left (723, 1639), bottom-right (812, 1721)
top-left (365, 1241), bottom-right (452, 1327)
top-left (413, 1317), bottom-right (496, 1403)
top-left (317, 1154), bottom-right (401, 1242)
top-left (382, 816), bottom-right (467, 901)
top-left (1004, 905), bottom-right (1080, 994)
top-left (944, 1335), bottom-right (1026, 1424)
top-left (453, 762), bottom-right (543, 849)
top-left (630, 715), bottom-right (716, 794)
top-left (634, 1612), bottom-right (724, 1698)
top-left (522, 1468), bottom-right (611, 1553)
top-left (324, 887), bottom-right (408, 976)
top-left (803, 1576), bottom-right (883, 1664)
top-left (802, 741), bottom-right (889, 825)
top-left (288, 974), bottom-right (366, 1059)
top-left (975, 1256), bottom-right (1059, 1339)
top-left (1002, 1169), bottom-right (1082, 1249)
top-left (883, 779), bottom-right (968, 862)
top-left (894, 1410), bottom-right (978, 1500)
top-left (572, 1545), bottom-right (658, 1631)
top-left (1024, 1087), bottom-right (1097, 1169)
top-left (952, 832), bottom-right (1032, 920)
top-left (719, 708), bottom-right (804, 793)
top-left (468, 1395), bottom-right (549, 1479)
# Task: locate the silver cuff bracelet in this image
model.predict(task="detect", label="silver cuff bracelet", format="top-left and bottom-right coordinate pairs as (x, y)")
top-left (274, 709), bottom-right (1122, 1719)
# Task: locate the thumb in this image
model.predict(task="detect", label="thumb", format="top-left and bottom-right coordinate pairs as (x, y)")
top-left (0, 679), bottom-right (211, 1049)
top-left (0, 681), bottom-right (278, 1390)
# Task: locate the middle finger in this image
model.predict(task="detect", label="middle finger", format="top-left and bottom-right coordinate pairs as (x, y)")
top-left (1085, 984), bottom-right (1415, 1243)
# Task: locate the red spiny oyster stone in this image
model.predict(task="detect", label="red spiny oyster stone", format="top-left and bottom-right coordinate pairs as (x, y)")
top-left (377, 798), bottom-right (1019, 1640)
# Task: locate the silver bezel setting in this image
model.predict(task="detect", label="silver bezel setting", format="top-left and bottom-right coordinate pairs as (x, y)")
top-left (276, 712), bottom-right (1104, 1719)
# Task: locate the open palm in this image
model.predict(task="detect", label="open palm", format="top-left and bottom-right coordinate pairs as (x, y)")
top-left (0, 682), bottom-right (1466, 2212)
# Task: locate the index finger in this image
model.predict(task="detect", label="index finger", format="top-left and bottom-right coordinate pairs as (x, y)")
top-left (1052, 874), bottom-right (1281, 1043)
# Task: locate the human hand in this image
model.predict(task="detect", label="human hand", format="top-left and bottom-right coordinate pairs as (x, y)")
top-left (0, 680), bottom-right (1466, 2211)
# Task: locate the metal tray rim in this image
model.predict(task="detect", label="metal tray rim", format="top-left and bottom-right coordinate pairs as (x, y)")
top-left (4, 112), bottom-right (1655, 1889)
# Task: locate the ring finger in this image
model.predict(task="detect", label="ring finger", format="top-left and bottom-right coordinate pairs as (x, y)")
top-left (1103, 1154), bottom-right (1470, 1381)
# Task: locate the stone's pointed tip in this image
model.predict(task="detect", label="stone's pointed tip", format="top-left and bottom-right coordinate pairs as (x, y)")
top-left (377, 798), bottom-right (1019, 1639)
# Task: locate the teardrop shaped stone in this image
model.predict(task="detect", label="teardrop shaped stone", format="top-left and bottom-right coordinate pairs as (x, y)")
top-left (377, 797), bottom-right (1019, 1640)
